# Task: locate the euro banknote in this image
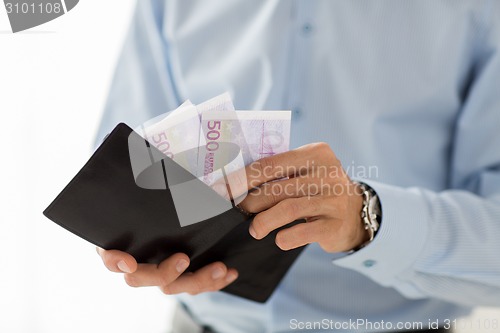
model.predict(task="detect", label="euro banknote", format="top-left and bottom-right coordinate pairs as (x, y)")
top-left (139, 93), bottom-right (291, 188)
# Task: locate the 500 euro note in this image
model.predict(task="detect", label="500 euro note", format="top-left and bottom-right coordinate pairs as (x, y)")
top-left (198, 110), bottom-right (291, 203)
top-left (140, 104), bottom-right (201, 175)
top-left (138, 93), bottom-right (291, 202)
top-left (140, 93), bottom-right (236, 176)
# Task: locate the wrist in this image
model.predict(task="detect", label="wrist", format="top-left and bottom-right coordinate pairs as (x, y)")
top-left (350, 181), bottom-right (381, 251)
top-left (349, 183), bottom-right (368, 249)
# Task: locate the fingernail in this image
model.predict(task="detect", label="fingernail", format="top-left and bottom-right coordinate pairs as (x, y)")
top-left (225, 272), bottom-right (237, 283)
top-left (117, 260), bottom-right (131, 273)
top-left (212, 267), bottom-right (225, 280)
top-left (249, 225), bottom-right (257, 239)
top-left (176, 259), bottom-right (189, 273)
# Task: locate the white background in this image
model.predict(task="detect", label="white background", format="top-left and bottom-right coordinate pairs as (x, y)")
top-left (0, 1), bottom-right (498, 333)
top-left (0, 1), bottom-right (175, 332)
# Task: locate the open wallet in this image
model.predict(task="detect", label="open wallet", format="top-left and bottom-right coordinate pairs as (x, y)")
top-left (43, 123), bottom-right (305, 302)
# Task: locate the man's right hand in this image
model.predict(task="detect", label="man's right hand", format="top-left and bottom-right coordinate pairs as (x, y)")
top-left (96, 248), bottom-right (238, 295)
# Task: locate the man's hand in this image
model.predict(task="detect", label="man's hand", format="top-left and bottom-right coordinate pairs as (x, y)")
top-left (96, 248), bottom-right (238, 295)
top-left (232, 142), bottom-right (368, 252)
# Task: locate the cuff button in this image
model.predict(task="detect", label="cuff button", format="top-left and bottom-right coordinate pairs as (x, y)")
top-left (363, 259), bottom-right (376, 268)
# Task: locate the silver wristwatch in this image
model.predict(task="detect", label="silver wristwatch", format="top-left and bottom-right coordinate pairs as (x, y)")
top-left (352, 181), bottom-right (381, 251)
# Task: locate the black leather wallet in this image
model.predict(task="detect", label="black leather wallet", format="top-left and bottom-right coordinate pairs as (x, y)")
top-left (43, 123), bottom-right (305, 302)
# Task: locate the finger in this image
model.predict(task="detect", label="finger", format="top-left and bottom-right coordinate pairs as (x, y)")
top-left (275, 219), bottom-right (333, 251)
top-left (164, 262), bottom-right (237, 295)
top-left (96, 247), bottom-right (138, 273)
top-left (240, 175), bottom-right (327, 213)
top-left (124, 253), bottom-right (190, 288)
top-left (249, 196), bottom-right (326, 239)
top-left (223, 142), bottom-right (335, 199)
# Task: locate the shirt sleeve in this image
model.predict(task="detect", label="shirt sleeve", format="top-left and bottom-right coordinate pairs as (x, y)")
top-left (334, 5), bottom-right (500, 307)
top-left (95, 0), bottom-right (179, 145)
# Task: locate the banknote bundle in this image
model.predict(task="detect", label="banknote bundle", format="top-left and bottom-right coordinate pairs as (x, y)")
top-left (134, 93), bottom-right (291, 199)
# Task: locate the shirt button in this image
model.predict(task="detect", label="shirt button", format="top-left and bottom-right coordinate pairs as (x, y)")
top-left (292, 107), bottom-right (302, 119)
top-left (363, 259), bottom-right (376, 268)
top-left (301, 22), bottom-right (313, 35)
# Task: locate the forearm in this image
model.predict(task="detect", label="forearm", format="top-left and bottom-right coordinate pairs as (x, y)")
top-left (334, 179), bottom-right (500, 306)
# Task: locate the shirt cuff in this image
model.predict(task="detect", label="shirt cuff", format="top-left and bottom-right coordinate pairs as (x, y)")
top-left (333, 179), bottom-right (431, 291)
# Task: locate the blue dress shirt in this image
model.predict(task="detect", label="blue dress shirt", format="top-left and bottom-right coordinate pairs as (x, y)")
top-left (97, 1), bottom-right (500, 332)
